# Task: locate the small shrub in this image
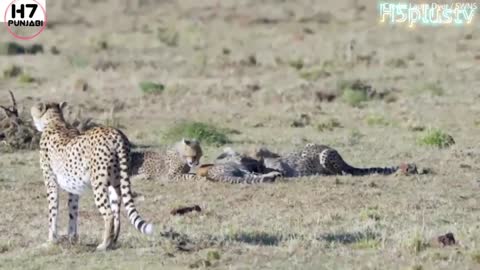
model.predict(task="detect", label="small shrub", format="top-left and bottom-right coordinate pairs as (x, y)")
top-left (287, 58), bottom-right (304, 70)
top-left (164, 121), bottom-right (231, 146)
top-left (18, 73), bottom-right (35, 84)
top-left (189, 259), bottom-right (211, 268)
top-left (337, 80), bottom-right (384, 107)
top-left (408, 123), bottom-right (426, 132)
top-left (3, 65), bottom-right (22, 78)
top-left (3, 66), bottom-right (36, 83)
top-left (157, 27), bottom-right (179, 47)
top-left (73, 79), bottom-right (89, 92)
top-left (0, 244), bottom-right (10, 253)
top-left (386, 58), bottom-right (408, 68)
top-left (28, 44), bottom-right (44, 54)
top-left (299, 68), bottom-right (330, 81)
top-left (342, 88), bottom-right (368, 107)
top-left (0, 42), bottom-right (25, 55)
top-left (417, 129), bottom-right (455, 148)
top-left (206, 250), bottom-right (221, 261)
top-left (0, 42), bottom-right (43, 55)
top-left (317, 119), bottom-right (342, 132)
top-left (94, 40), bottom-right (108, 51)
top-left (139, 81), bottom-right (165, 95)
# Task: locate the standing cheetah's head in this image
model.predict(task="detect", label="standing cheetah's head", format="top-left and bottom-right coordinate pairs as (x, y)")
top-left (175, 138), bottom-right (203, 168)
top-left (31, 102), bottom-right (68, 132)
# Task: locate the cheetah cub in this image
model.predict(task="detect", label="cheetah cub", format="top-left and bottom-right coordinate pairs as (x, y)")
top-left (31, 102), bottom-right (153, 251)
top-left (130, 139), bottom-right (203, 181)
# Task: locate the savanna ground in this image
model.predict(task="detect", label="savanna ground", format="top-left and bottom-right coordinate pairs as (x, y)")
top-left (0, 0), bottom-right (480, 269)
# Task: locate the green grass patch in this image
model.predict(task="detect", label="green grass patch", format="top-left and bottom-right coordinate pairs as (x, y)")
top-left (342, 88), bottom-right (368, 107)
top-left (3, 65), bottom-right (36, 83)
top-left (366, 115), bottom-right (390, 126)
top-left (417, 82), bottom-right (445, 96)
top-left (417, 129), bottom-right (455, 148)
top-left (70, 56), bottom-right (89, 68)
top-left (348, 129), bottom-right (364, 146)
top-left (299, 67), bottom-right (330, 81)
top-left (164, 121), bottom-right (231, 146)
top-left (206, 250), bottom-right (221, 261)
top-left (322, 229), bottom-right (379, 249)
top-left (408, 235), bottom-right (430, 255)
top-left (471, 251), bottom-right (480, 264)
top-left (18, 73), bottom-right (35, 84)
top-left (139, 81), bottom-right (165, 95)
top-left (351, 238), bottom-right (381, 249)
top-left (359, 207), bottom-right (381, 221)
top-left (337, 80), bottom-right (372, 107)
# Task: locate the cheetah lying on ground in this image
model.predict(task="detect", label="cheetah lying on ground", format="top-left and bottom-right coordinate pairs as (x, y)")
top-left (129, 139), bottom-right (203, 182)
top-left (31, 102), bottom-right (153, 251)
top-left (131, 144), bottom-right (280, 184)
top-left (249, 143), bottom-right (416, 177)
top-left (198, 148), bottom-right (281, 184)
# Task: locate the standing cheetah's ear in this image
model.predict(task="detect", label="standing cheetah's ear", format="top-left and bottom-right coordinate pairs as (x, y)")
top-left (182, 138), bottom-right (191, 146)
top-left (59, 101), bottom-right (68, 111)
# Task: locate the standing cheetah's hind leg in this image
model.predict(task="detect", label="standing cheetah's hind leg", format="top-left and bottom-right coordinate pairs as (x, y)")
top-left (92, 178), bottom-right (114, 251)
top-left (67, 193), bottom-right (79, 243)
top-left (108, 185), bottom-right (121, 243)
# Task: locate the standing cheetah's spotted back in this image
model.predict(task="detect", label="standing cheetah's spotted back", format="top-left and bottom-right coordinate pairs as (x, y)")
top-left (31, 101), bottom-right (153, 250)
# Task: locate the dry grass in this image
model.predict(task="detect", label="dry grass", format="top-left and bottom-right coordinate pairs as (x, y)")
top-left (0, 0), bottom-right (479, 269)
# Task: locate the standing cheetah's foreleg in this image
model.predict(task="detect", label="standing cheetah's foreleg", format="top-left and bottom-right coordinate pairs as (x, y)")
top-left (41, 163), bottom-right (59, 244)
top-left (67, 193), bottom-right (79, 243)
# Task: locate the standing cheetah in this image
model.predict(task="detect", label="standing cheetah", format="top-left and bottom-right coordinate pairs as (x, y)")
top-left (31, 102), bottom-right (153, 250)
top-left (253, 143), bottom-right (409, 177)
top-left (129, 139), bottom-right (203, 181)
